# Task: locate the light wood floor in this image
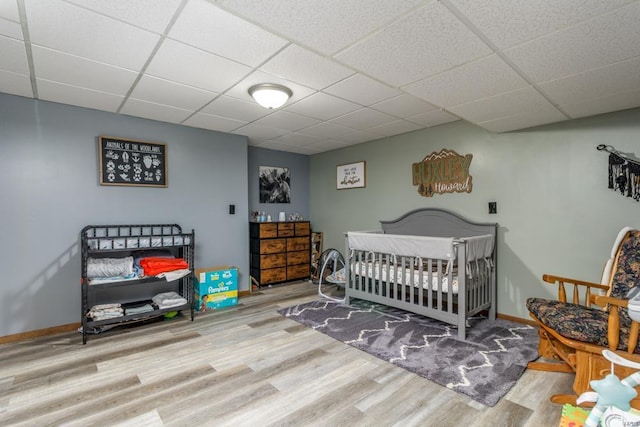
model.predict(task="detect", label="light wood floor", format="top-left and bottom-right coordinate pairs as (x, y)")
top-left (0, 281), bottom-right (574, 426)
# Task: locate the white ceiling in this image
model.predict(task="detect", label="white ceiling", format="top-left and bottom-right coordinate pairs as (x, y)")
top-left (2, 0), bottom-right (640, 154)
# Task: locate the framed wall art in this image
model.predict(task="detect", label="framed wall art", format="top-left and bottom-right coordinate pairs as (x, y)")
top-left (259, 166), bottom-right (291, 203)
top-left (337, 161), bottom-right (366, 190)
top-left (99, 136), bottom-right (167, 187)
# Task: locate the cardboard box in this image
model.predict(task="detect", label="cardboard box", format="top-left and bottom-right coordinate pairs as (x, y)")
top-left (194, 266), bottom-right (238, 312)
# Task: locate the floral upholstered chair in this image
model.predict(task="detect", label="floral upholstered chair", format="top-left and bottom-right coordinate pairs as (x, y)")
top-left (526, 227), bottom-right (640, 407)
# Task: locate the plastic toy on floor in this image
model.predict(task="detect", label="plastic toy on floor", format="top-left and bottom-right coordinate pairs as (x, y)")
top-left (577, 350), bottom-right (640, 426)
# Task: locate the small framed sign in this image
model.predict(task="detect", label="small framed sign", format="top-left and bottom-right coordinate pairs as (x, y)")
top-left (337, 161), bottom-right (366, 190)
top-left (98, 136), bottom-right (167, 187)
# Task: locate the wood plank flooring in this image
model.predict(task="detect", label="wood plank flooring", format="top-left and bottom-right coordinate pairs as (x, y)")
top-left (0, 281), bottom-right (575, 426)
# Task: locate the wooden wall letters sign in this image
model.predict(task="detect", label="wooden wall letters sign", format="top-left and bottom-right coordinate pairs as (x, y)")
top-left (412, 149), bottom-right (473, 197)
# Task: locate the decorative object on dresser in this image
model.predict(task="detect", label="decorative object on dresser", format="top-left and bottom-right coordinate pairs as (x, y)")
top-left (80, 224), bottom-right (195, 344)
top-left (250, 221), bottom-right (310, 287)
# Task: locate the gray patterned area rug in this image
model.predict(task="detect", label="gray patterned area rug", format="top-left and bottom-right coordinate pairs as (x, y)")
top-left (278, 299), bottom-right (539, 407)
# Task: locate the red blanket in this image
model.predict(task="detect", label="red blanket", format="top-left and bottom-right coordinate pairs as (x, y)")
top-left (140, 257), bottom-right (189, 276)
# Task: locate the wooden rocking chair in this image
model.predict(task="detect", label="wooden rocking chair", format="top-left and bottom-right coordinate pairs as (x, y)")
top-left (526, 227), bottom-right (640, 407)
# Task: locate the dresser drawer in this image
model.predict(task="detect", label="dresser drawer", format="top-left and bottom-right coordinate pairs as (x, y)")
top-left (277, 222), bottom-right (294, 237)
top-left (252, 253), bottom-right (286, 269)
top-left (295, 222), bottom-right (310, 236)
top-left (287, 264), bottom-right (310, 280)
top-left (258, 223), bottom-right (278, 238)
top-left (287, 250), bottom-right (310, 266)
top-left (260, 267), bottom-right (287, 284)
top-left (287, 237), bottom-right (309, 252)
top-left (260, 239), bottom-right (286, 254)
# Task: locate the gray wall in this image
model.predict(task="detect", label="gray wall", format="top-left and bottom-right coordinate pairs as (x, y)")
top-left (0, 93), bottom-right (250, 337)
top-left (248, 146), bottom-right (310, 222)
top-left (310, 108), bottom-right (640, 320)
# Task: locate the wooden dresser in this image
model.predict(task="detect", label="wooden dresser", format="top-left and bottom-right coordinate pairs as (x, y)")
top-left (249, 221), bottom-right (311, 286)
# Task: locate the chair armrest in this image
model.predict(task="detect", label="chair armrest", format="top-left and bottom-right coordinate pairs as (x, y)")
top-left (593, 295), bottom-right (639, 354)
top-left (593, 295), bottom-right (628, 308)
top-left (542, 274), bottom-right (609, 305)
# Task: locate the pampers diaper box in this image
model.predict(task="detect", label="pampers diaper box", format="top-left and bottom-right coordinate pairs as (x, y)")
top-left (194, 266), bottom-right (238, 311)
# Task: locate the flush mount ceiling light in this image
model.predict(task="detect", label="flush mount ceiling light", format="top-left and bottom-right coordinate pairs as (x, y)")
top-left (248, 83), bottom-right (293, 109)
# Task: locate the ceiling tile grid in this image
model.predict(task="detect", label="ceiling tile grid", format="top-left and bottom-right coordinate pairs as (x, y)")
top-left (1, 0), bottom-right (639, 154)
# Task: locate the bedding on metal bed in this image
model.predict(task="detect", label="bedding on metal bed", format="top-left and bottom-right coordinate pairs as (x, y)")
top-left (344, 208), bottom-right (497, 340)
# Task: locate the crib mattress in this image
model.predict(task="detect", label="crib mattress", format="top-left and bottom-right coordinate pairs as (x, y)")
top-left (333, 262), bottom-right (459, 294)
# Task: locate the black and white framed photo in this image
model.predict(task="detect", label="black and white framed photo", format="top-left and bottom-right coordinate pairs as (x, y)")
top-left (259, 166), bottom-right (291, 203)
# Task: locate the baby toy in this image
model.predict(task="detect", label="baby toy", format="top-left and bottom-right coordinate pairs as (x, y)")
top-left (577, 349), bottom-right (640, 426)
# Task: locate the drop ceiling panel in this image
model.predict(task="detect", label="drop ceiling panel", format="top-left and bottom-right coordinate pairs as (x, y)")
top-left (169, 0), bottom-right (287, 67)
top-left (504, 2), bottom-right (640, 83)
top-left (477, 106), bottom-right (567, 133)
top-left (284, 92), bottom-right (360, 121)
top-left (258, 140), bottom-right (322, 155)
top-left (32, 46), bottom-right (138, 95)
top-left (324, 74), bottom-right (401, 106)
top-left (407, 110), bottom-right (460, 127)
top-left (260, 44), bottom-right (354, 90)
top-left (403, 55), bottom-right (529, 107)
top-left (25, 0), bottom-right (160, 70)
top-left (540, 57), bottom-right (640, 107)
top-left (0, 17), bottom-right (22, 39)
top-left (120, 98), bottom-right (193, 124)
top-left (448, 0), bottom-right (635, 50)
top-left (0, 35), bottom-right (29, 74)
top-left (0, 70), bottom-right (33, 98)
top-left (64, 0), bottom-right (182, 33)
top-left (182, 112), bottom-right (247, 133)
top-left (253, 110), bottom-right (321, 132)
top-left (336, 2), bottom-right (492, 86)
top-left (214, 0), bottom-right (425, 55)
top-left (130, 75), bottom-right (217, 111)
top-left (200, 95), bottom-right (271, 122)
top-left (561, 90), bottom-right (640, 119)
top-left (304, 139), bottom-right (352, 152)
top-left (297, 122), bottom-right (357, 139)
top-left (233, 122), bottom-right (289, 140)
top-left (337, 129), bottom-right (381, 144)
top-left (449, 87), bottom-right (560, 123)
top-left (146, 39), bottom-right (251, 93)
top-left (0, 1), bottom-right (19, 21)
top-left (37, 79), bottom-right (123, 112)
top-left (368, 119), bottom-right (423, 137)
top-left (329, 108), bottom-right (397, 130)
top-left (371, 94), bottom-right (438, 117)
top-left (271, 132), bottom-right (324, 146)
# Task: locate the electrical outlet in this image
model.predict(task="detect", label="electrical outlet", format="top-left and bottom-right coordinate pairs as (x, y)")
top-left (489, 202), bottom-right (497, 214)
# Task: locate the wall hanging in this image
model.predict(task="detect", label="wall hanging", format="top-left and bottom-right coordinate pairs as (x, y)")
top-left (99, 136), bottom-right (167, 187)
top-left (337, 161), bottom-right (366, 190)
top-left (412, 149), bottom-right (472, 197)
top-left (597, 144), bottom-right (640, 202)
top-left (259, 166), bottom-right (291, 203)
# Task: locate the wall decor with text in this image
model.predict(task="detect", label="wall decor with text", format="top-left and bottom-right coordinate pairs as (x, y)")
top-left (412, 149), bottom-right (472, 197)
top-left (99, 136), bottom-right (167, 187)
top-left (337, 161), bottom-right (366, 190)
